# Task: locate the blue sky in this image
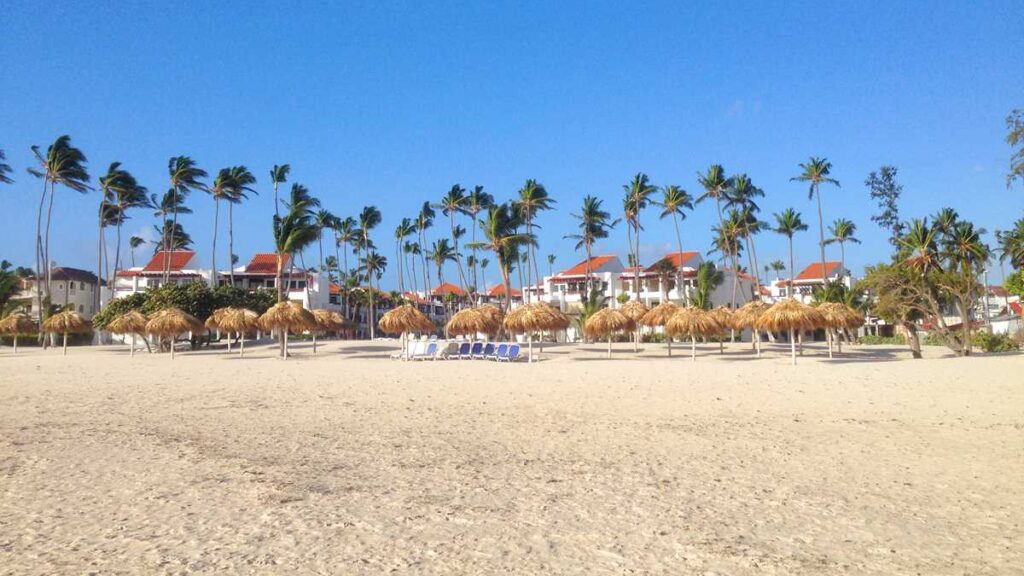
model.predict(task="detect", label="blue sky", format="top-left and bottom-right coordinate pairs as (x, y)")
top-left (2, 0), bottom-right (1021, 287)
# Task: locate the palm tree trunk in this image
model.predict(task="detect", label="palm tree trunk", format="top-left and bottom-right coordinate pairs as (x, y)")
top-left (672, 213), bottom-right (685, 304)
top-left (44, 186), bottom-right (56, 310)
top-left (839, 241), bottom-right (846, 281)
top-left (318, 230), bottom-right (324, 271)
top-left (112, 222), bottom-right (123, 290)
top-left (228, 202), bottom-right (236, 287)
top-left (35, 180), bottom-right (49, 337)
top-left (815, 186), bottom-right (827, 286)
top-left (788, 237), bottom-right (796, 299)
top-left (96, 206), bottom-right (104, 315)
top-left (211, 198), bottom-right (219, 288)
top-left (166, 203), bottom-right (179, 283)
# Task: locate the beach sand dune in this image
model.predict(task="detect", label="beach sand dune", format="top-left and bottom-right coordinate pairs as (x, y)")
top-left (1, 341), bottom-right (1021, 574)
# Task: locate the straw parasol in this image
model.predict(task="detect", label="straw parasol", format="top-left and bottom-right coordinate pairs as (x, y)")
top-left (0, 312), bottom-right (38, 355)
top-left (259, 302), bottom-right (316, 359)
top-left (42, 310), bottom-right (92, 356)
top-left (639, 301), bottom-right (679, 356)
top-left (106, 311), bottom-right (148, 357)
top-left (474, 304), bottom-right (505, 334)
top-left (732, 301), bottom-right (770, 357)
top-left (218, 308), bottom-right (260, 358)
top-left (378, 304), bottom-right (433, 359)
top-left (708, 306), bottom-right (733, 354)
top-left (447, 308), bottom-right (496, 337)
top-left (620, 300), bottom-right (649, 352)
top-left (665, 307), bottom-right (721, 361)
top-left (206, 307), bottom-right (236, 352)
top-left (815, 302), bottom-right (849, 358)
top-left (756, 299), bottom-right (824, 365)
top-left (311, 309), bottom-right (345, 354)
top-left (583, 308), bottom-right (632, 358)
top-left (145, 308), bottom-right (202, 360)
top-left (503, 303), bottom-right (571, 362)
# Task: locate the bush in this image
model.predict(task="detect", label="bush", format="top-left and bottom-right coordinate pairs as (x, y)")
top-left (922, 332), bottom-right (948, 347)
top-left (93, 283), bottom-right (277, 330)
top-left (972, 331), bottom-right (1020, 353)
top-left (857, 335), bottom-right (906, 345)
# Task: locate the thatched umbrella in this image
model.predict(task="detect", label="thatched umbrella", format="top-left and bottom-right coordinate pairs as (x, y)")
top-left (474, 304), bottom-right (505, 335)
top-left (447, 308), bottom-right (495, 338)
top-left (219, 308), bottom-right (259, 358)
top-left (145, 308), bottom-right (202, 360)
top-left (708, 306), bottom-right (733, 354)
top-left (42, 310), bottom-right (92, 356)
top-left (665, 307), bottom-right (721, 361)
top-left (733, 301), bottom-right (770, 357)
top-left (0, 312), bottom-right (38, 355)
top-left (106, 311), bottom-right (148, 357)
top-left (311, 309), bottom-right (345, 354)
top-left (503, 303), bottom-right (571, 362)
top-left (620, 300), bottom-right (649, 352)
top-left (378, 304), bottom-right (433, 358)
top-left (815, 302), bottom-right (849, 359)
top-left (639, 301), bottom-right (679, 356)
top-left (259, 302), bottom-right (316, 359)
top-left (756, 299), bottom-right (824, 365)
top-left (206, 307), bottom-right (236, 352)
top-left (583, 308), bottom-right (632, 358)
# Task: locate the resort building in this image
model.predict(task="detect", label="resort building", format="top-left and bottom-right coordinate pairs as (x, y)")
top-left (112, 250), bottom-right (211, 298)
top-left (764, 261), bottom-right (851, 303)
top-left (16, 267), bottom-right (105, 320)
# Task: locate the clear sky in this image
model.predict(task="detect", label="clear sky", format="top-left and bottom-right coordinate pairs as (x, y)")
top-left (2, 0), bottom-right (1021, 288)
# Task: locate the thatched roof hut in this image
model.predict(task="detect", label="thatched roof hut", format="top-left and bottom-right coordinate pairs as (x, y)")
top-left (447, 308), bottom-right (495, 336)
top-left (379, 304), bottom-right (433, 335)
top-left (666, 307), bottom-right (721, 361)
top-left (219, 308), bottom-right (260, 358)
top-left (145, 308), bottom-right (201, 359)
top-left (584, 308), bottom-right (632, 358)
top-left (756, 299), bottom-right (825, 365)
top-left (42, 310), bottom-right (92, 356)
top-left (0, 312), bottom-right (38, 355)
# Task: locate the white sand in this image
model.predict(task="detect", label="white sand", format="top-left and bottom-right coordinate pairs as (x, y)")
top-left (0, 339), bottom-right (1021, 574)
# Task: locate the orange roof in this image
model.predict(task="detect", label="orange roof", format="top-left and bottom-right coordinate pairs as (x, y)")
top-left (645, 251), bottom-right (700, 272)
top-left (488, 284), bottom-right (521, 297)
top-left (557, 255), bottom-right (617, 277)
top-left (329, 282), bottom-right (341, 295)
top-left (403, 292), bottom-right (430, 305)
top-left (794, 261), bottom-right (842, 281)
top-left (142, 250), bottom-right (195, 272)
top-left (432, 282), bottom-right (466, 297)
top-left (245, 253), bottom-right (288, 274)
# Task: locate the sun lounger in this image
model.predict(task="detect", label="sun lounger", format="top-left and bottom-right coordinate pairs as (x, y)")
top-left (490, 343), bottom-right (508, 361)
top-left (479, 343), bottom-right (495, 359)
top-left (412, 341), bottom-right (437, 361)
top-left (469, 342), bottom-right (483, 359)
top-left (456, 342), bottom-right (471, 359)
top-left (390, 340), bottom-right (421, 361)
top-left (497, 344), bottom-right (521, 362)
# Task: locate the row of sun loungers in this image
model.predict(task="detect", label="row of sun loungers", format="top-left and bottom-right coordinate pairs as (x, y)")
top-left (390, 341), bottom-right (522, 362)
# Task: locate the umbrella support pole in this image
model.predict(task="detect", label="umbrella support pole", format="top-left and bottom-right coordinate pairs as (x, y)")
top-left (837, 330), bottom-right (843, 354)
top-left (63, 333), bottom-right (68, 356)
top-left (607, 336), bottom-right (611, 359)
top-left (13, 336), bottom-right (17, 355)
top-left (170, 337), bottom-right (175, 360)
top-left (755, 331), bottom-right (761, 357)
top-left (240, 334), bottom-right (245, 358)
top-left (667, 337), bottom-right (671, 357)
top-left (790, 329), bottom-right (796, 365)
top-left (529, 336), bottom-right (534, 363)
top-left (130, 334), bottom-right (135, 358)
top-left (283, 331), bottom-right (288, 360)
top-left (691, 336), bottom-right (696, 362)
top-left (227, 333), bottom-right (232, 353)
top-left (827, 330), bottom-right (833, 359)
top-left (313, 334), bottom-right (317, 355)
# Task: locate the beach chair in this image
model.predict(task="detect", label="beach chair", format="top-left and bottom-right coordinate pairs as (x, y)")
top-left (491, 343), bottom-right (508, 361)
top-left (498, 344), bottom-right (521, 362)
top-left (456, 342), bottom-right (471, 359)
top-left (480, 343), bottom-right (495, 359)
top-left (469, 342), bottom-right (483, 359)
top-left (412, 341), bottom-right (437, 361)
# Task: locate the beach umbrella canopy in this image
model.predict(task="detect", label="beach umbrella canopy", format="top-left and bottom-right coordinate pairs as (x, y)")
top-left (219, 308), bottom-right (260, 358)
top-left (447, 308), bottom-right (495, 336)
top-left (312, 309), bottom-right (345, 332)
top-left (638, 301), bottom-right (680, 356)
top-left (815, 302), bottom-right (863, 358)
top-left (42, 310), bottom-right (92, 356)
top-left (620, 300), bottom-right (649, 352)
top-left (666, 307), bottom-right (721, 361)
top-left (843, 305), bottom-right (865, 328)
top-left (0, 312), bottom-right (38, 355)
top-left (708, 305), bottom-right (733, 353)
top-left (732, 301), bottom-right (770, 329)
top-left (145, 308), bottom-right (201, 359)
top-left (756, 299), bottom-right (824, 365)
top-left (584, 307), bottom-right (632, 358)
top-left (204, 307), bottom-right (235, 331)
top-left (378, 304), bottom-right (433, 335)
top-left (106, 311), bottom-right (148, 335)
top-left (528, 302), bottom-right (570, 331)
top-left (474, 304), bottom-right (505, 328)
top-left (260, 302), bottom-right (317, 359)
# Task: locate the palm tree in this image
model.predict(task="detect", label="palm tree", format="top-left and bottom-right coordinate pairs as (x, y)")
top-left (726, 174), bottom-right (766, 299)
top-left (97, 201), bottom-right (120, 309)
top-left (393, 218), bottom-right (417, 293)
top-left (129, 236), bottom-right (145, 267)
top-left (622, 173), bottom-right (657, 303)
top-left (153, 221), bottom-right (193, 253)
top-left (314, 209), bottom-right (337, 271)
top-left (270, 164), bottom-right (290, 220)
top-left (995, 217), bottom-right (1024, 269)
top-left (334, 216), bottom-right (359, 319)
top-left (480, 258), bottom-right (491, 292)
top-left (428, 238), bottom-right (457, 287)
top-left (416, 201), bottom-right (435, 296)
top-left (28, 136), bottom-right (91, 331)
top-left (656, 184), bottom-right (694, 302)
top-left (97, 162), bottom-right (144, 310)
top-left (165, 156), bottom-right (207, 281)
top-left (103, 164), bottom-right (148, 283)
top-left (0, 150), bottom-right (13, 184)
top-left (547, 254), bottom-right (556, 278)
top-left (769, 260), bottom-right (786, 279)
top-left (465, 204), bottom-right (530, 313)
top-left (692, 262), bottom-right (725, 310)
top-left (514, 179), bottom-right (555, 302)
top-left (466, 185), bottom-right (494, 295)
top-left (825, 218), bottom-right (860, 277)
top-left (697, 165), bottom-right (736, 307)
top-left (436, 185), bottom-right (470, 294)
top-left (361, 251), bottom-right (387, 339)
top-left (932, 207), bottom-right (959, 236)
top-left (565, 196), bottom-right (618, 293)
top-left (224, 166), bottom-right (257, 286)
top-left (773, 208), bottom-right (808, 297)
top-left (274, 184), bottom-right (319, 303)
top-left (791, 157), bottom-right (840, 286)
top-left (357, 206), bottom-right (382, 301)
top-left (404, 240), bottom-right (421, 293)
top-left (898, 218), bottom-right (940, 273)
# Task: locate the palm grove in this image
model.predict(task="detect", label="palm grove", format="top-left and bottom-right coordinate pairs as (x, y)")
top-left (1, 111), bottom-right (1022, 356)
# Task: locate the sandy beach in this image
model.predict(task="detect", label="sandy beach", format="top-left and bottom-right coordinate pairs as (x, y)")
top-left (1, 340), bottom-right (1021, 575)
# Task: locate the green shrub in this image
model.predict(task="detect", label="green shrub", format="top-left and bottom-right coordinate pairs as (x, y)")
top-left (857, 335), bottom-right (906, 345)
top-left (972, 331), bottom-right (1020, 353)
top-left (922, 332), bottom-right (948, 347)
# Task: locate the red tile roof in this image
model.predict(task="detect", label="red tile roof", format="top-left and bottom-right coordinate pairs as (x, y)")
top-left (142, 250), bottom-right (195, 272)
top-left (329, 282), bottom-right (341, 295)
top-left (245, 253), bottom-right (288, 274)
top-left (645, 251), bottom-right (700, 272)
top-left (794, 261), bottom-right (842, 281)
top-left (557, 255), bottom-right (617, 277)
top-left (403, 292), bottom-right (430, 305)
top-left (432, 282), bottom-right (466, 297)
top-left (1011, 302), bottom-right (1022, 316)
top-left (488, 284), bottom-right (522, 297)
top-left (988, 285), bottom-right (1009, 297)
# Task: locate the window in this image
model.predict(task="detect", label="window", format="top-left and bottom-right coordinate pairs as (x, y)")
top-left (78, 305), bottom-right (84, 313)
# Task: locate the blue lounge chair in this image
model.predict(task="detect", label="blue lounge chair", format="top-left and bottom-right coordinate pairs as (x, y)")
top-left (491, 343), bottom-right (508, 361)
top-left (469, 342), bottom-right (484, 359)
top-left (412, 341), bottom-right (437, 361)
top-left (456, 342), bottom-right (472, 359)
top-left (480, 343), bottom-right (495, 359)
top-left (498, 344), bottom-right (521, 362)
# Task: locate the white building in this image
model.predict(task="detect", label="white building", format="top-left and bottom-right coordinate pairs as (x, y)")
top-left (17, 267), bottom-right (105, 320)
top-left (763, 261), bottom-right (852, 303)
